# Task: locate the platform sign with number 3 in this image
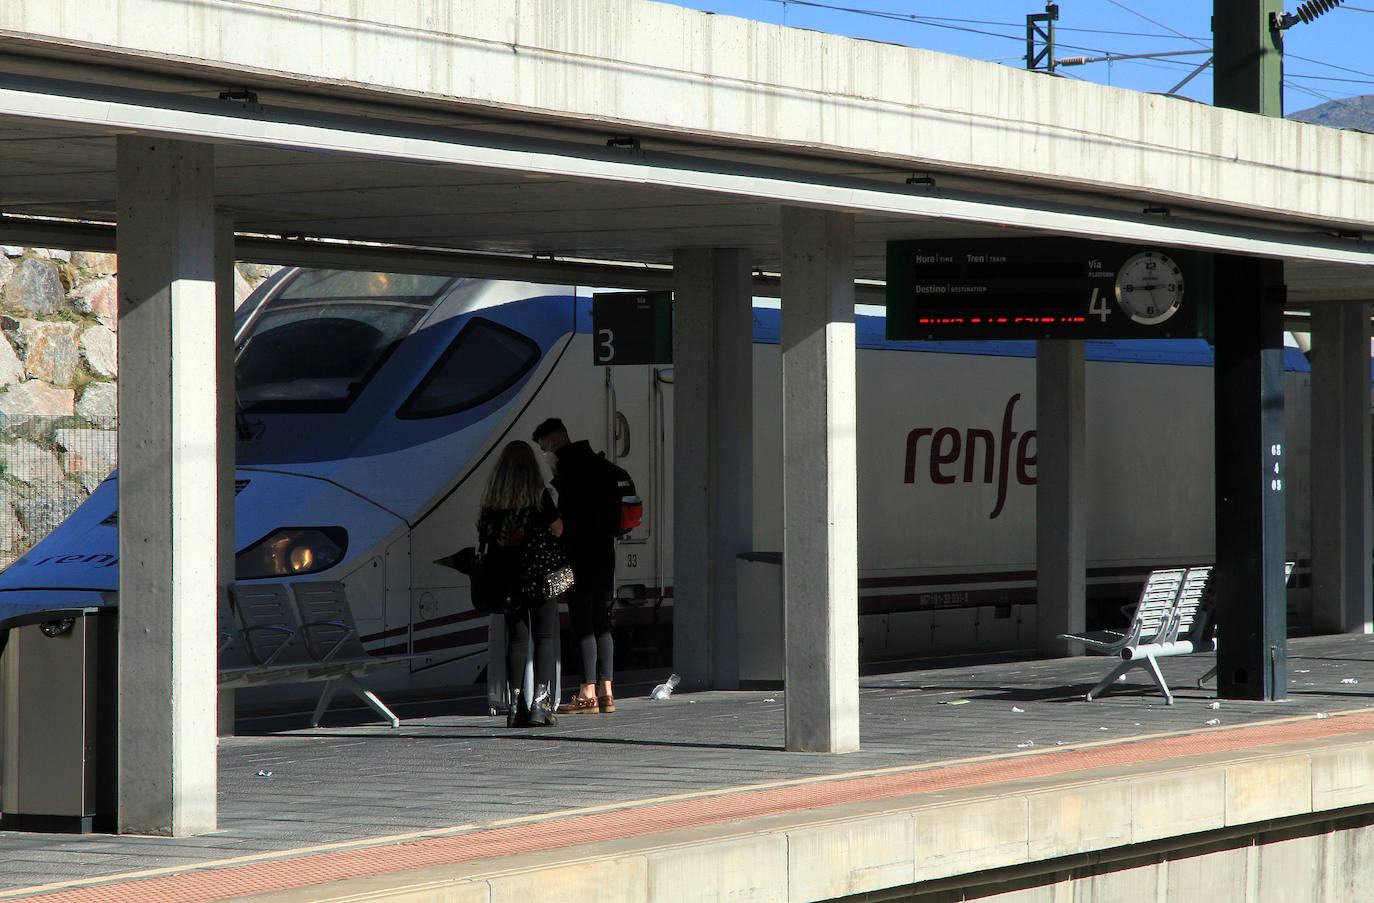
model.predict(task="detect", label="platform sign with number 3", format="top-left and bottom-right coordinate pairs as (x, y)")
top-left (591, 291), bottom-right (672, 365)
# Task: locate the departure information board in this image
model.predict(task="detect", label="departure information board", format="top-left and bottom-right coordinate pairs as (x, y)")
top-left (886, 238), bottom-right (1210, 341)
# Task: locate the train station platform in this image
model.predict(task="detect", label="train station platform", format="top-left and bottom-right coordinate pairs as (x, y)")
top-left (5, 633), bottom-right (1374, 902)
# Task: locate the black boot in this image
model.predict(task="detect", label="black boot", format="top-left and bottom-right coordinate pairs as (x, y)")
top-left (529, 683), bottom-right (558, 726)
top-left (506, 693), bottom-right (531, 728)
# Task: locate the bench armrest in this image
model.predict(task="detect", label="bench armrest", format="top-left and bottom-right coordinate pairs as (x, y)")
top-left (299, 618), bottom-right (356, 662)
top-left (241, 623), bottom-right (296, 666)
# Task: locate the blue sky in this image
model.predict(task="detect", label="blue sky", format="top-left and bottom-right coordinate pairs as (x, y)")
top-left (660, 0), bottom-right (1373, 114)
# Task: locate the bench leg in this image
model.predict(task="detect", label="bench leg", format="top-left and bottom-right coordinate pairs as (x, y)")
top-left (310, 679), bottom-right (341, 728)
top-left (310, 676), bottom-right (401, 728)
top-left (1197, 663), bottom-right (1217, 689)
top-left (340, 673), bottom-right (401, 728)
top-left (1140, 654), bottom-right (1174, 705)
top-left (1086, 660), bottom-right (1132, 701)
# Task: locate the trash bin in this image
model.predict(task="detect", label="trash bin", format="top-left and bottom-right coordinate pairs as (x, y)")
top-left (1, 611), bottom-right (116, 833)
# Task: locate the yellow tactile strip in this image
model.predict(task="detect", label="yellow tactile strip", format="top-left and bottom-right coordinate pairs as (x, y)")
top-left (15, 710), bottom-right (1374, 903)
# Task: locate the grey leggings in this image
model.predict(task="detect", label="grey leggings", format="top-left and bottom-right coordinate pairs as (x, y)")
top-left (568, 586), bottom-right (614, 684)
top-left (505, 594), bottom-right (558, 692)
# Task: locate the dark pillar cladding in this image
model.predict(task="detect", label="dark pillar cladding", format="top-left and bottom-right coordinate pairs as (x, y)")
top-left (1212, 255), bottom-right (1287, 701)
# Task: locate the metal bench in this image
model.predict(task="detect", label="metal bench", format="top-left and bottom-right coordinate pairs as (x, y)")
top-left (1073, 561), bottom-right (1295, 704)
top-left (1060, 567), bottom-right (1187, 656)
top-left (219, 581), bottom-right (411, 728)
top-left (1060, 567), bottom-right (1198, 704)
top-left (1079, 566), bottom-right (1214, 705)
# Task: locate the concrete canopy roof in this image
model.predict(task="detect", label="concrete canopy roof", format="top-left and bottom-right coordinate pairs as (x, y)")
top-left (0, 0), bottom-right (1371, 299)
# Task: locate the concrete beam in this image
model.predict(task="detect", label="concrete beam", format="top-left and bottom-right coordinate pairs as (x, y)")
top-left (779, 207), bottom-right (859, 753)
top-left (4, 75), bottom-right (1374, 269)
top-left (4, 0), bottom-right (1374, 232)
top-left (115, 136), bottom-right (219, 835)
top-left (1310, 302), bottom-right (1373, 634)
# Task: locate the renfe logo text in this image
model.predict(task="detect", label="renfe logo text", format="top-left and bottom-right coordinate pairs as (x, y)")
top-left (904, 394), bottom-right (1037, 519)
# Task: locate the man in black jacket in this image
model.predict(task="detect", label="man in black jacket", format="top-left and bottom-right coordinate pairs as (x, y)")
top-left (532, 417), bottom-right (619, 713)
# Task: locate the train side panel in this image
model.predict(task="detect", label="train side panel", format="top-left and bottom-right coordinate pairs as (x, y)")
top-left (753, 338), bottom-right (1311, 663)
top-left (395, 326), bottom-right (1316, 682)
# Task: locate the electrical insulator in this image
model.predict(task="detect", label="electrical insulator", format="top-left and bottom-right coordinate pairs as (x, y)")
top-left (1296, 0), bottom-right (1344, 23)
top-left (1275, 0), bottom-right (1345, 29)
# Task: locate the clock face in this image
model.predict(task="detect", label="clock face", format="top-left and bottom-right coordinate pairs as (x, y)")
top-left (1114, 251), bottom-right (1184, 325)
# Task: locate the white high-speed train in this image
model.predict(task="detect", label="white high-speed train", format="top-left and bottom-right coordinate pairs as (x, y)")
top-left (0, 267), bottom-right (1315, 694)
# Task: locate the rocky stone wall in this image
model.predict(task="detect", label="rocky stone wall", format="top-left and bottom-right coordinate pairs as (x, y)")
top-left (0, 247), bottom-right (276, 568)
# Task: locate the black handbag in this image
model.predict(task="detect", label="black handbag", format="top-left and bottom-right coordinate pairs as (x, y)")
top-left (467, 542), bottom-right (528, 615)
top-left (437, 540), bottom-right (528, 615)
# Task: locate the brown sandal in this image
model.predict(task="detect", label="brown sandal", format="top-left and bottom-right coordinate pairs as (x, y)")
top-left (557, 694), bottom-right (601, 715)
top-left (597, 693), bottom-right (615, 713)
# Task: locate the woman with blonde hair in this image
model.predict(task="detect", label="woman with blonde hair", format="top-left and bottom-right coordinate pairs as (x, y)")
top-left (478, 440), bottom-right (567, 727)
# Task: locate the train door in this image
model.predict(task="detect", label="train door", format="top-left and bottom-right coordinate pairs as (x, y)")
top-left (606, 363), bottom-right (671, 669)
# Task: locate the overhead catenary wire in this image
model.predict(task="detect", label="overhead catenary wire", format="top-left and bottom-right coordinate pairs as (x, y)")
top-left (1286, 73), bottom-right (1374, 85)
top-left (1286, 51), bottom-right (1374, 82)
top-left (736, 1), bottom-right (1212, 45)
top-left (1099, 0), bottom-right (1210, 48)
top-left (689, 1), bottom-right (1368, 102)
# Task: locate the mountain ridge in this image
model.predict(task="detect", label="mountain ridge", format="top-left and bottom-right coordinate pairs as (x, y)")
top-left (1287, 94), bottom-right (1374, 131)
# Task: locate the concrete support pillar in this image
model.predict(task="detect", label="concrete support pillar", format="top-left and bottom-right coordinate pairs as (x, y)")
top-left (116, 137), bottom-right (219, 835)
top-left (1035, 340), bottom-right (1087, 656)
top-left (779, 207), bottom-right (859, 753)
top-left (215, 214), bottom-right (237, 737)
top-left (672, 248), bottom-right (754, 690)
top-left (1310, 302), bottom-right (1373, 634)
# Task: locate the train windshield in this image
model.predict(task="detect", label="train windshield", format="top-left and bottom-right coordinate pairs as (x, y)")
top-left (397, 318), bottom-right (541, 419)
top-left (236, 270), bottom-right (454, 413)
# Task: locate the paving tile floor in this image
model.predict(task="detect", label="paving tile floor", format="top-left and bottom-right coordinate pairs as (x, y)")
top-left (4, 634), bottom-right (1374, 897)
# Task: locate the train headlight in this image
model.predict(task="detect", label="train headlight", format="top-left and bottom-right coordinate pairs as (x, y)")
top-left (235, 527), bottom-right (347, 580)
top-left (288, 546), bottom-right (315, 572)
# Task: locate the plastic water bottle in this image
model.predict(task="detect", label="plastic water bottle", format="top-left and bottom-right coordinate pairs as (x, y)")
top-left (651, 673), bottom-right (681, 700)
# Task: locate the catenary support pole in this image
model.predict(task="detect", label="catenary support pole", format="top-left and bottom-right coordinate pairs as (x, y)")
top-left (779, 207), bottom-right (859, 753)
top-left (672, 248), bottom-right (754, 691)
top-left (1035, 340), bottom-right (1087, 655)
top-left (1309, 302), bottom-right (1373, 634)
top-left (1214, 0), bottom-right (1285, 117)
top-left (1212, 2), bottom-right (1288, 701)
top-left (115, 137), bottom-right (219, 834)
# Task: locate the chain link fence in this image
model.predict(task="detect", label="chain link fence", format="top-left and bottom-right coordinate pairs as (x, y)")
top-left (0, 413), bottom-right (116, 569)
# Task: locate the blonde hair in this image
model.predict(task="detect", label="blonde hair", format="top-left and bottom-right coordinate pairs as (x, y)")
top-left (480, 440), bottom-right (546, 510)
